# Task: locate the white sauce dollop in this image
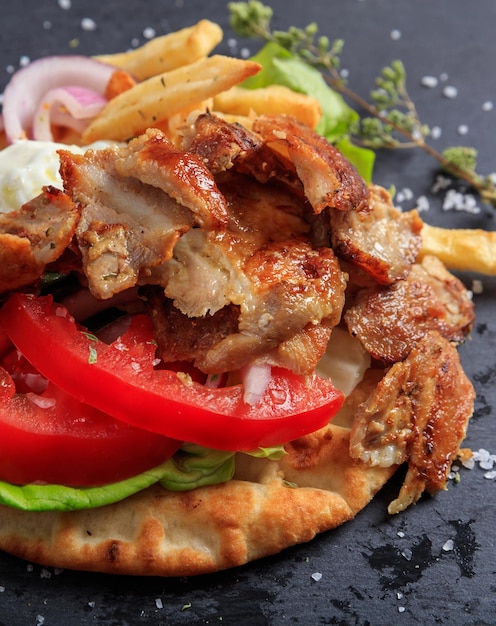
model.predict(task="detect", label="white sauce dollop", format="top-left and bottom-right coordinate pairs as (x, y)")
top-left (0, 140), bottom-right (113, 213)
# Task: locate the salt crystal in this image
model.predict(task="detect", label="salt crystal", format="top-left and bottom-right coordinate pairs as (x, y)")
top-left (415, 195), bottom-right (430, 212)
top-left (443, 86), bottom-right (458, 99)
top-left (43, 21), bottom-right (52, 30)
top-left (484, 470), bottom-right (496, 480)
top-left (88, 601), bottom-right (96, 608)
top-left (240, 47), bottom-right (251, 59)
top-left (457, 124), bottom-right (469, 135)
top-left (397, 531), bottom-right (405, 538)
top-left (462, 456), bottom-right (475, 470)
top-left (311, 572), bottom-right (323, 581)
top-left (40, 568), bottom-right (51, 579)
top-left (421, 76), bottom-right (438, 88)
top-left (480, 459), bottom-right (494, 471)
top-left (482, 101), bottom-right (494, 111)
top-left (81, 18), bottom-right (97, 32)
top-left (36, 616), bottom-right (45, 625)
top-left (19, 56), bottom-right (30, 67)
top-left (430, 126), bottom-right (442, 139)
top-left (340, 68), bottom-right (350, 79)
top-left (58, 0), bottom-right (71, 9)
top-left (398, 606), bottom-right (406, 613)
top-left (396, 187), bottom-right (413, 203)
top-left (401, 549), bottom-right (412, 561)
top-left (0, 586), bottom-right (5, 592)
top-left (442, 539), bottom-right (454, 552)
top-left (143, 27), bottom-right (156, 40)
top-left (390, 29), bottom-right (402, 40)
top-left (155, 598), bottom-right (163, 609)
top-left (439, 72), bottom-right (449, 81)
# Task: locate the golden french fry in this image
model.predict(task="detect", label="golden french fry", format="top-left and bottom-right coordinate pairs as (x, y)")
top-left (420, 222), bottom-right (496, 275)
top-left (82, 56), bottom-right (261, 143)
top-left (213, 85), bottom-right (322, 129)
top-left (95, 20), bottom-right (223, 81)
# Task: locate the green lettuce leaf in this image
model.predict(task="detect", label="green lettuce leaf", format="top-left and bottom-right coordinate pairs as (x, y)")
top-left (0, 443), bottom-right (287, 512)
top-left (242, 42), bottom-right (375, 181)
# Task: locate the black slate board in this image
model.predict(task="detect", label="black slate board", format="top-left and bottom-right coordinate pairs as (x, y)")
top-left (0, 1), bottom-right (495, 624)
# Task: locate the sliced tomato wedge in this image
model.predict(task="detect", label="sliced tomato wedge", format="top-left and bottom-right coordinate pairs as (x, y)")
top-left (0, 350), bottom-right (180, 486)
top-left (0, 293), bottom-right (344, 451)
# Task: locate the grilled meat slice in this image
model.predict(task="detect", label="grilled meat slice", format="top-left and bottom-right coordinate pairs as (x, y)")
top-left (349, 330), bottom-right (475, 513)
top-left (344, 255), bottom-right (474, 364)
top-left (330, 184), bottom-right (423, 285)
top-left (181, 112), bottom-right (301, 190)
top-left (59, 137), bottom-right (212, 299)
top-left (252, 114), bottom-right (369, 213)
top-left (0, 186), bottom-right (79, 294)
top-left (113, 128), bottom-right (228, 230)
top-left (150, 172), bottom-right (347, 374)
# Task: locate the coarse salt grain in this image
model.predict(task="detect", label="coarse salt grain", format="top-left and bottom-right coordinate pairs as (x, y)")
top-left (485, 470), bottom-right (496, 480)
top-left (398, 606), bottom-right (406, 613)
top-left (240, 47), bottom-right (251, 59)
top-left (19, 56), bottom-right (30, 67)
top-left (401, 548), bottom-right (412, 561)
top-left (482, 101), bottom-right (494, 111)
top-left (442, 539), bottom-right (454, 552)
top-left (430, 126), bottom-right (442, 139)
top-left (58, 0), bottom-right (71, 9)
top-left (390, 29), bottom-right (401, 40)
top-left (442, 189), bottom-right (480, 214)
top-left (457, 124), bottom-right (469, 135)
top-left (0, 586), bottom-right (5, 592)
top-left (143, 27), bottom-right (156, 40)
top-left (421, 76), bottom-right (438, 88)
top-left (40, 568), bottom-right (51, 579)
top-left (443, 85), bottom-right (458, 99)
top-left (311, 572), bottom-right (323, 581)
top-left (81, 18), bottom-right (97, 32)
top-left (396, 187), bottom-right (414, 203)
top-left (397, 531), bottom-right (405, 538)
top-left (155, 598), bottom-right (163, 609)
top-left (36, 617), bottom-right (45, 626)
top-left (415, 195), bottom-right (430, 212)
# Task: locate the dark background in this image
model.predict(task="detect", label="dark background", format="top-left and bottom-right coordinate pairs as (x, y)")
top-left (0, 1), bottom-right (495, 624)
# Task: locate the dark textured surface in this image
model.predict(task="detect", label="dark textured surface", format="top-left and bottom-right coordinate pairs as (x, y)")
top-left (0, 1), bottom-right (495, 624)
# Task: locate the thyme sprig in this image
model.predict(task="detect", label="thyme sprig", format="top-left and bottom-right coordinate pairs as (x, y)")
top-left (228, 1), bottom-right (496, 206)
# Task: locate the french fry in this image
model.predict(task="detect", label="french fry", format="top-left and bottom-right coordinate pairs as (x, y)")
top-left (213, 85), bottom-right (322, 129)
top-left (82, 56), bottom-right (262, 143)
top-left (95, 20), bottom-right (223, 81)
top-left (420, 222), bottom-right (496, 275)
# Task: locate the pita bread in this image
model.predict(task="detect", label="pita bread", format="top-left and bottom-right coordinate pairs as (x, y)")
top-left (0, 378), bottom-right (395, 576)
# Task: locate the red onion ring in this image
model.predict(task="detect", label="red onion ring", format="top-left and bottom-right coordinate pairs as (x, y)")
top-left (32, 86), bottom-right (107, 141)
top-left (2, 55), bottom-right (115, 143)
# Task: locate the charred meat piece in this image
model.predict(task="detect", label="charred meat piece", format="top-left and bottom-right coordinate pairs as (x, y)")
top-left (59, 136), bottom-right (215, 299)
top-left (182, 112), bottom-right (302, 192)
top-left (113, 128), bottom-right (228, 230)
top-left (349, 330), bottom-right (475, 513)
top-left (151, 172), bottom-right (347, 374)
top-left (0, 186), bottom-right (79, 294)
top-left (252, 114), bottom-right (369, 214)
top-left (330, 184), bottom-right (423, 285)
top-left (344, 255), bottom-right (474, 364)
